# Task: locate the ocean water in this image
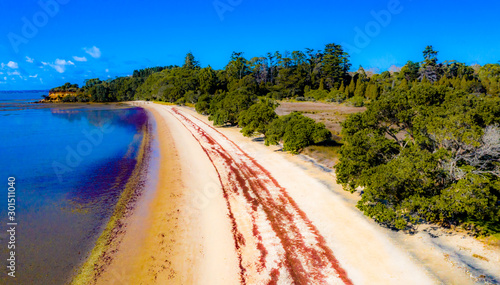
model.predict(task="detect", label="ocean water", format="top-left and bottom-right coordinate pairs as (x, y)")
top-left (0, 91), bottom-right (150, 284)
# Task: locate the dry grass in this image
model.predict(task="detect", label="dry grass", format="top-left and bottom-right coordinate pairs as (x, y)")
top-left (276, 101), bottom-right (364, 168)
top-left (301, 144), bottom-right (342, 168)
top-left (480, 233), bottom-right (500, 249)
top-left (276, 101), bottom-right (365, 137)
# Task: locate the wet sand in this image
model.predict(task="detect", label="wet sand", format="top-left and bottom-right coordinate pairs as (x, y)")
top-left (93, 104), bottom-right (240, 284)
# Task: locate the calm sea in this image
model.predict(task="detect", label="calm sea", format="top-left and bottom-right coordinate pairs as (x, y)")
top-left (0, 91), bottom-right (150, 284)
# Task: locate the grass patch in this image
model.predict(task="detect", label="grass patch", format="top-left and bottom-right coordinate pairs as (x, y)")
top-left (301, 139), bottom-right (342, 167)
top-left (152, 101), bottom-right (195, 108)
top-left (152, 100), bottom-right (176, 106)
top-left (480, 233), bottom-right (500, 248)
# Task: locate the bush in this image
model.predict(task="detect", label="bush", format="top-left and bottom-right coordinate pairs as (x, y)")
top-left (208, 89), bottom-right (255, 126)
top-left (304, 89), bottom-right (329, 101)
top-left (175, 97), bottom-right (186, 105)
top-left (348, 96), bottom-right (365, 107)
top-left (195, 94), bottom-right (212, 115)
top-left (238, 99), bottom-right (278, 136)
top-left (265, 112), bottom-right (331, 154)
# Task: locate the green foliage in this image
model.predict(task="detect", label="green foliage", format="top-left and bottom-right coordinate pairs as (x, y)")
top-left (322, 43), bottom-right (351, 89)
top-left (132, 66), bottom-right (172, 78)
top-left (207, 89), bottom-right (255, 126)
top-left (195, 94), bottom-right (212, 115)
top-left (226, 52), bottom-right (250, 81)
top-left (422, 45), bottom-right (438, 68)
top-left (183, 52), bottom-right (200, 70)
top-left (265, 112), bottom-right (331, 154)
top-left (238, 99), bottom-right (278, 136)
top-left (199, 66), bottom-right (218, 94)
top-left (348, 95), bottom-right (365, 107)
top-left (135, 67), bottom-right (200, 102)
top-left (478, 63), bottom-right (500, 95)
top-left (398, 61), bottom-right (420, 82)
top-left (47, 44), bottom-right (500, 236)
top-left (51, 82), bottom-right (79, 92)
top-left (336, 84), bottom-right (500, 232)
top-left (304, 89), bottom-right (329, 101)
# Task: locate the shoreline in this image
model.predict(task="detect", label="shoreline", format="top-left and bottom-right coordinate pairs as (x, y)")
top-left (82, 102), bottom-right (499, 284)
top-left (92, 101), bottom-right (241, 284)
top-left (69, 108), bottom-right (154, 285)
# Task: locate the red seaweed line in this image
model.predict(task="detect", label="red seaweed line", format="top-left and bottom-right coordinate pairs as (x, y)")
top-left (168, 107), bottom-right (353, 285)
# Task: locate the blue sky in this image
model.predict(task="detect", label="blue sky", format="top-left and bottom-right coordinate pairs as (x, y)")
top-left (0, 0), bottom-right (499, 90)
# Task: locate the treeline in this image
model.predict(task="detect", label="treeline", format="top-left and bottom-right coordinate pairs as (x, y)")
top-left (47, 66), bottom-right (176, 103)
top-left (49, 44), bottom-right (500, 234)
top-left (50, 45), bottom-right (500, 106)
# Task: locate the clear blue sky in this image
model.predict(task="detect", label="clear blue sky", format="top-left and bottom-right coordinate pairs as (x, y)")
top-left (0, 0), bottom-right (499, 90)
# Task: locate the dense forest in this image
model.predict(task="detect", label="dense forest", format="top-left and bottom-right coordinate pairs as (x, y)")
top-left (48, 44), bottom-right (500, 235)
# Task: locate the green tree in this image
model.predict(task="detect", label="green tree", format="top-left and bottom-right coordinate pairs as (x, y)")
top-left (265, 112), bottom-right (331, 154)
top-left (347, 79), bottom-right (356, 97)
top-left (398, 61), bottom-right (420, 82)
top-left (354, 78), bottom-right (366, 98)
top-left (208, 89), bottom-right (255, 126)
top-left (183, 52), bottom-right (200, 70)
top-left (336, 84), bottom-right (500, 231)
top-left (238, 99), bottom-right (278, 136)
top-left (226, 52), bottom-right (249, 80)
top-left (321, 43), bottom-right (351, 89)
top-left (199, 66), bottom-right (218, 94)
top-left (419, 46), bottom-right (440, 83)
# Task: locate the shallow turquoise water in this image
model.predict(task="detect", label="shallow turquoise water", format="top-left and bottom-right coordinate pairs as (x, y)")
top-left (0, 91), bottom-right (149, 284)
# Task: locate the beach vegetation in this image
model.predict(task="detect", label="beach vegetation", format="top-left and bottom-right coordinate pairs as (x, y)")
top-left (265, 112), bottom-right (331, 154)
top-left (238, 99), bottom-right (279, 136)
top-left (336, 83), bottom-right (500, 233)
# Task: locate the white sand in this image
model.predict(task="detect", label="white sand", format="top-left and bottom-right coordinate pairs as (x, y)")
top-left (95, 102), bottom-right (499, 285)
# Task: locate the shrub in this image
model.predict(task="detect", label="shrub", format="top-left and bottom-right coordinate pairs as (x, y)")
top-left (238, 99), bottom-right (278, 136)
top-left (265, 112), bottom-right (331, 154)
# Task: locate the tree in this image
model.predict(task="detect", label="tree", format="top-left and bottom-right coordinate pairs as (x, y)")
top-left (365, 82), bottom-right (380, 100)
top-left (321, 43), bottom-right (351, 89)
top-left (398, 61), bottom-right (420, 82)
top-left (354, 78), bottom-right (366, 98)
top-left (226, 52), bottom-right (249, 80)
top-left (208, 89), bottom-right (255, 126)
top-left (336, 84), bottom-right (500, 232)
top-left (183, 52), bottom-right (200, 70)
top-left (265, 112), bottom-right (331, 154)
top-left (347, 78), bottom-right (356, 97)
top-left (195, 94), bottom-right (212, 115)
top-left (419, 46), bottom-right (440, 83)
top-left (478, 63), bottom-right (500, 95)
top-left (422, 45), bottom-right (438, 67)
top-left (238, 99), bottom-right (278, 136)
top-left (199, 66), bottom-right (218, 94)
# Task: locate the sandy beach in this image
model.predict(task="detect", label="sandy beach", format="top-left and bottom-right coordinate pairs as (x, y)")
top-left (88, 102), bottom-right (500, 285)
